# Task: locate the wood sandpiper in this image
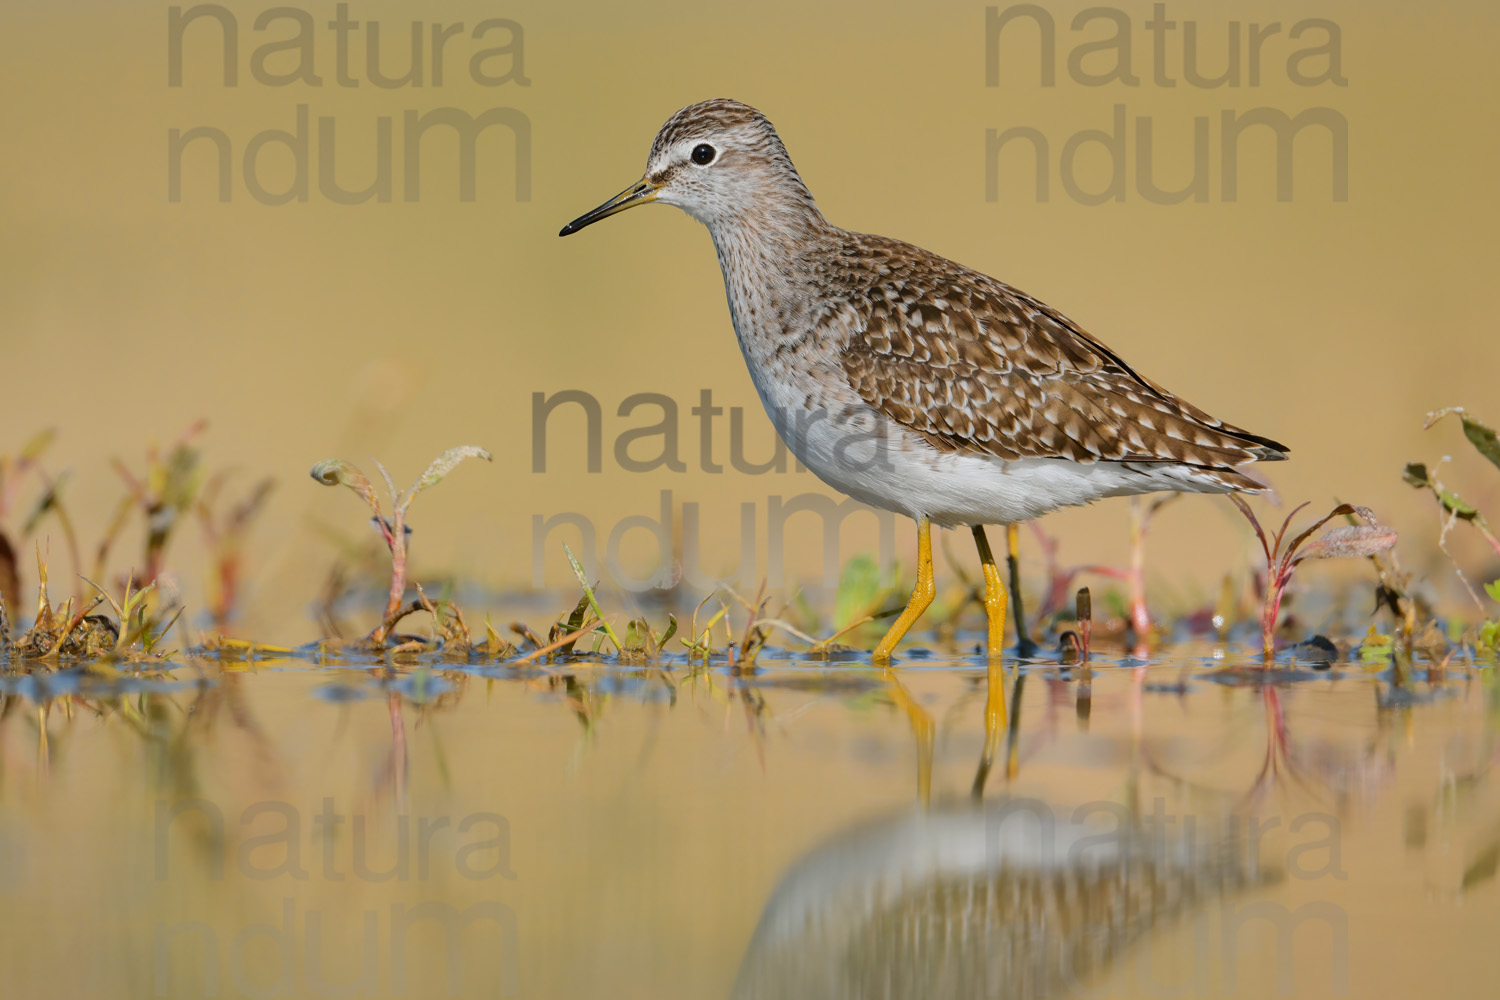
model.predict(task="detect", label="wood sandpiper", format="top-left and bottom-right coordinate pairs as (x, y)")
top-left (559, 99), bottom-right (1288, 661)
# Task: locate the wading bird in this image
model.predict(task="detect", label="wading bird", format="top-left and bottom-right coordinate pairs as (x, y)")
top-left (560, 99), bottom-right (1286, 660)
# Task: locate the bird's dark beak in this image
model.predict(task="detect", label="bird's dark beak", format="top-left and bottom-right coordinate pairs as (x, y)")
top-left (558, 177), bottom-right (659, 237)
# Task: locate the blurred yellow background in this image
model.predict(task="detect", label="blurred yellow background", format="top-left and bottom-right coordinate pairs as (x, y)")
top-left (3, 0), bottom-right (1498, 640)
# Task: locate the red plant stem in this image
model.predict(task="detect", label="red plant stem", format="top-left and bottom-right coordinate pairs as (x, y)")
top-left (1261, 563), bottom-right (1291, 661)
top-left (372, 511), bottom-right (405, 645)
top-left (385, 541), bottom-right (406, 632)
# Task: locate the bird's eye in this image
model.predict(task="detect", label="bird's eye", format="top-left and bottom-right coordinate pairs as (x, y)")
top-left (691, 143), bottom-right (717, 166)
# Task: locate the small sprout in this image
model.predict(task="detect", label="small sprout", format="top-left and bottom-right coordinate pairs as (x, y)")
top-left (82, 574), bottom-right (158, 654)
top-left (309, 447), bottom-right (491, 646)
top-left (617, 612), bottom-right (678, 663)
top-left (1076, 586), bottom-right (1092, 663)
top-left (679, 592), bottom-right (727, 663)
top-left (728, 582), bottom-right (775, 671)
top-left (563, 543), bottom-right (622, 654)
top-left (1229, 497), bottom-right (1397, 662)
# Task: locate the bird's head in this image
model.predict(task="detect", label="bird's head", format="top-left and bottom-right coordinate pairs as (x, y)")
top-left (559, 98), bottom-right (821, 237)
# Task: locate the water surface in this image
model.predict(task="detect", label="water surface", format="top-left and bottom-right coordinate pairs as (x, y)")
top-left (0, 644), bottom-right (1495, 998)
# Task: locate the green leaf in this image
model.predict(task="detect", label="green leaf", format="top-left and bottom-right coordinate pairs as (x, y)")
top-left (563, 543), bottom-right (622, 653)
top-left (1403, 462), bottom-right (1480, 519)
top-left (1463, 418), bottom-right (1500, 472)
top-left (1485, 580), bottom-right (1500, 604)
top-left (1428, 407), bottom-right (1500, 473)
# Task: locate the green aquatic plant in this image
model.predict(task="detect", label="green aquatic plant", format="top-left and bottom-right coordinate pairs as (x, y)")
top-left (8, 543), bottom-right (182, 662)
top-left (563, 543), bottom-right (623, 653)
top-left (309, 446), bottom-right (492, 646)
top-left (14, 547), bottom-right (114, 659)
top-left (81, 572), bottom-right (184, 658)
top-left (1228, 497), bottom-right (1397, 660)
top-left (679, 593), bottom-right (729, 664)
top-left (621, 613), bottom-right (677, 662)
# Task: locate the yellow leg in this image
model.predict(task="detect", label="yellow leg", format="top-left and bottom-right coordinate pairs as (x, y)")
top-left (873, 516), bottom-right (934, 661)
top-left (972, 653), bottom-right (1009, 798)
top-left (972, 525), bottom-right (1009, 659)
top-left (883, 670), bottom-right (934, 807)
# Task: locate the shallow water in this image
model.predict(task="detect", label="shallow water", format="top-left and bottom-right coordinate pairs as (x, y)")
top-left (0, 642), bottom-right (1496, 999)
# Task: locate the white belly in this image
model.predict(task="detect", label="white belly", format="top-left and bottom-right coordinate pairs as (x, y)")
top-left (745, 354), bottom-right (1226, 527)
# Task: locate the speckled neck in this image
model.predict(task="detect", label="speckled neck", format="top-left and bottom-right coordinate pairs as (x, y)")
top-left (706, 203), bottom-right (839, 361)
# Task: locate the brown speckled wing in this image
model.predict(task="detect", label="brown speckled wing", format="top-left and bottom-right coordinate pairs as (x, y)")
top-left (834, 236), bottom-right (1287, 480)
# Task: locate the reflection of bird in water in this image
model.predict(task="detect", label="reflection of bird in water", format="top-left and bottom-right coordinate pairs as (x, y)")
top-left (731, 801), bottom-right (1275, 1000)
